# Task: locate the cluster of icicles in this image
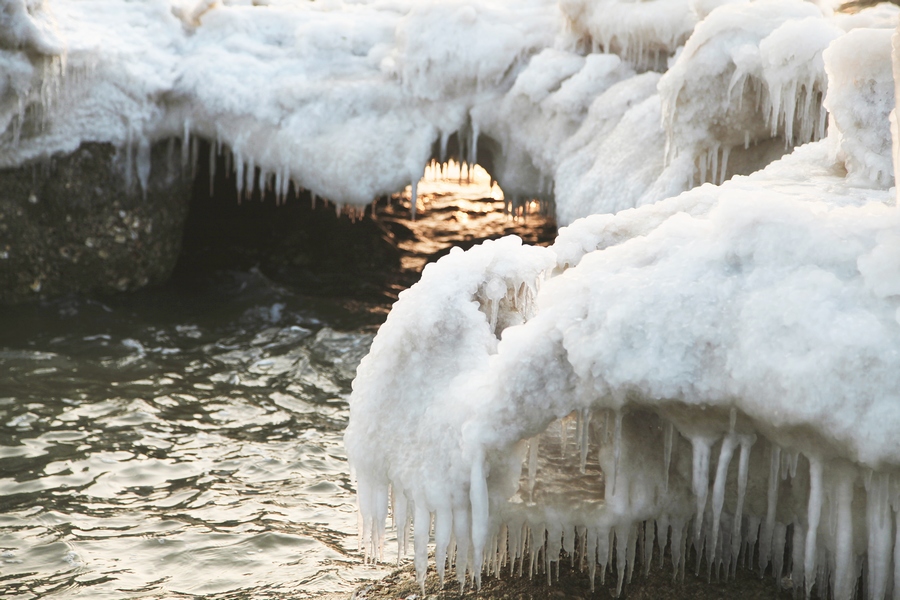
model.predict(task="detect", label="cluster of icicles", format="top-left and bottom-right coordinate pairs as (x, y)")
top-left (664, 64), bottom-right (828, 188)
top-left (361, 408), bottom-right (900, 600)
top-left (172, 129), bottom-right (374, 221)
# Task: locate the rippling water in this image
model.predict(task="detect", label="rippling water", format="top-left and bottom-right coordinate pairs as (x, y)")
top-left (0, 178), bottom-right (555, 599)
top-left (0, 270), bottom-right (390, 599)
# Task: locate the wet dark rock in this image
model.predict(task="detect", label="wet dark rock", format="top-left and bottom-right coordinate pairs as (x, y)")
top-left (0, 141), bottom-right (191, 303)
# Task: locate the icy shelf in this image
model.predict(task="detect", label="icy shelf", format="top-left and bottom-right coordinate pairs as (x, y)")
top-left (4, 0), bottom-right (897, 225)
top-left (346, 11), bottom-right (900, 592)
top-left (346, 141), bottom-right (900, 597)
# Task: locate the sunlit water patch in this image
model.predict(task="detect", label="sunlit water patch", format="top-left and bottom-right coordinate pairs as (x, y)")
top-left (0, 270), bottom-right (389, 599)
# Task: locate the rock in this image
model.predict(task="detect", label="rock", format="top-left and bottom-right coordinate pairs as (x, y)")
top-left (0, 140), bottom-right (191, 303)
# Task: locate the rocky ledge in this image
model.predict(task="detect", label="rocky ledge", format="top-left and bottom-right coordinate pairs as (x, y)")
top-left (0, 141), bottom-right (191, 303)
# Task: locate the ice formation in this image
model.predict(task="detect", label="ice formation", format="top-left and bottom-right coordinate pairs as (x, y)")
top-left (6, 0), bottom-right (897, 225)
top-left (346, 5), bottom-right (900, 600)
top-left (4, 1), bottom-right (900, 595)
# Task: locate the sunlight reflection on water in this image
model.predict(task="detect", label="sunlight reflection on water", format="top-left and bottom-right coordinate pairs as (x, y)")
top-left (0, 271), bottom-right (390, 599)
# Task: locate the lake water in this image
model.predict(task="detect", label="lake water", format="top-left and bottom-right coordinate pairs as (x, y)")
top-left (0, 175), bottom-right (554, 599)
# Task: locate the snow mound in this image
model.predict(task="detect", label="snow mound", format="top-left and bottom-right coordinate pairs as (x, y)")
top-left (346, 9), bottom-right (900, 600)
top-left (6, 0), bottom-right (894, 226)
top-left (347, 138), bottom-right (900, 600)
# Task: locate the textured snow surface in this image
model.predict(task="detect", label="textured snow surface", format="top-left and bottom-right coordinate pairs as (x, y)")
top-left (3, 0), bottom-right (897, 223)
top-left (346, 4), bottom-right (900, 600)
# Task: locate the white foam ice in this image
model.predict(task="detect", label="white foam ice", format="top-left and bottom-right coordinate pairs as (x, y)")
top-left (7, 0), bottom-right (894, 224)
top-left (346, 6), bottom-right (900, 600)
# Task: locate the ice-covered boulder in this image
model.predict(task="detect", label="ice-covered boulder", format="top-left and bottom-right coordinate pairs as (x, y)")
top-left (346, 11), bottom-right (900, 600)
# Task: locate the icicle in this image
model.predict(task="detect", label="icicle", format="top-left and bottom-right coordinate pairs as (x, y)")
top-left (867, 471), bottom-right (891, 600)
top-left (434, 507), bottom-right (452, 584)
top-left (615, 526), bottom-right (628, 597)
top-left (527, 436), bottom-right (539, 502)
top-left (471, 123), bottom-right (479, 167)
top-left (892, 505), bottom-right (900, 600)
top-left (598, 527), bottom-right (611, 585)
top-left (577, 525), bottom-right (586, 571)
top-left (580, 409), bottom-right (591, 474)
top-left (136, 137), bottom-right (151, 199)
top-left (663, 421), bottom-right (674, 492)
top-left (470, 452), bottom-right (489, 589)
top-left (274, 169), bottom-right (283, 205)
top-left (670, 519), bottom-right (685, 580)
top-left (657, 515), bottom-right (670, 567)
top-left (410, 179), bottom-right (418, 221)
top-left (626, 523), bottom-right (637, 584)
top-left (547, 522), bottom-right (562, 585)
top-left (833, 465), bottom-right (856, 600)
top-left (454, 506), bottom-right (471, 590)
top-left (710, 145), bottom-right (719, 187)
top-left (691, 437), bottom-right (713, 545)
top-left (804, 457), bottom-right (823, 598)
top-left (394, 491), bottom-right (409, 562)
top-left (709, 435), bottom-right (737, 567)
top-left (720, 146), bottom-right (731, 185)
top-left (414, 503), bottom-right (431, 593)
top-left (772, 522), bottom-right (786, 584)
top-left (181, 122), bottom-right (191, 169)
top-left (587, 528), bottom-right (598, 591)
top-left (791, 521), bottom-right (805, 591)
top-left (560, 417), bottom-right (568, 458)
top-left (643, 521), bottom-right (655, 576)
top-left (235, 154), bottom-right (245, 203)
top-left (209, 145), bottom-right (216, 196)
top-left (498, 524), bottom-right (508, 572)
top-left (730, 435), bottom-right (755, 574)
top-left (789, 450), bottom-right (799, 479)
top-left (743, 515), bottom-right (760, 572)
top-left (563, 524), bottom-right (576, 568)
top-left (611, 410), bottom-right (623, 497)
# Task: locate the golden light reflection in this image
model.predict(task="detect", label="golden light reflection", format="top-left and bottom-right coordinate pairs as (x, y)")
top-left (403, 159), bottom-right (505, 210)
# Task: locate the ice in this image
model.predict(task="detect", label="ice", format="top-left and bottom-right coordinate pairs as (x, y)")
top-left (708, 434), bottom-right (736, 568)
top-left (4, 0), bottom-right (900, 596)
top-left (804, 457), bottom-right (823, 597)
top-left (824, 27), bottom-right (896, 186)
top-left (559, 0), bottom-right (696, 70)
top-left (758, 445), bottom-right (780, 573)
top-left (346, 6), bottom-right (900, 596)
top-left (9, 0), bottom-right (889, 229)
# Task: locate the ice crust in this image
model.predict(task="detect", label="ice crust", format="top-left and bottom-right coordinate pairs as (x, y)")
top-left (346, 4), bottom-right (900, 600)
top-left (5, 0), bottom-right (896, 223)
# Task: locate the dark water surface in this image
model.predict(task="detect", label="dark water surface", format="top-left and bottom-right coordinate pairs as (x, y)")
top-left (0, 178), bottom-right (554, 599)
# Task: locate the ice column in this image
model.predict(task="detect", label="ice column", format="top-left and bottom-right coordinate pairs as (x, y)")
top-left (893, 23), bottom-right (900, 204)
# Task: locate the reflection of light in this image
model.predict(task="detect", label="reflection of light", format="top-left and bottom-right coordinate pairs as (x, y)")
top-left (416, 159), bottom-right (504, 202)
top-left (529, 200), bottom-right (539, 211)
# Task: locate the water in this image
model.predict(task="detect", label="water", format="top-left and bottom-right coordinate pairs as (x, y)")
top-left (0, 177), bottom-right (554, 599)
top-left (0, 268), bottom-right (391, 599)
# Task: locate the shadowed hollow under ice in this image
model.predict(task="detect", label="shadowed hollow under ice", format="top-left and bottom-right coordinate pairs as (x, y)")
top-left (7, 0), bottom-right (900, 598)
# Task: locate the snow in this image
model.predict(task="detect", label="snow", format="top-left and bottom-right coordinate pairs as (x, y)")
top-left (5, 0), bottom-right (900, 596)
top-left (346, 3), bottom-right (900, 600)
